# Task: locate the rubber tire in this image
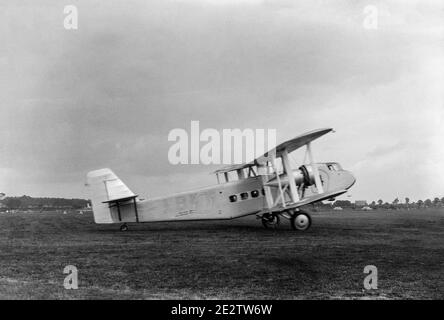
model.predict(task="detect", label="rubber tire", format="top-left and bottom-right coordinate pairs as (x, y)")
top-left (262, 213), bottom-right (280, 229)
top-left (290, 212), bottom-right (312, 231)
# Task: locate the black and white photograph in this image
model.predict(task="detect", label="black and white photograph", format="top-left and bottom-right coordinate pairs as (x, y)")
top-left (0, 0), bottom-right (443, 305)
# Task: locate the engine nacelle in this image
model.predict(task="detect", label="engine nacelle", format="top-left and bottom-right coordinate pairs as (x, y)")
top-left (298, 165), bottom-right (316, 186)
top-left (265, 165), bottom-right (316, 187)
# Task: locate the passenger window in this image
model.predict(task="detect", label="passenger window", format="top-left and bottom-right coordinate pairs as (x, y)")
top-left (240, 192), bottom-right (248, 200)
top-left (251, 190), bottom-right (259, 198)
top-left (229, 195), bottom-right (237, 202)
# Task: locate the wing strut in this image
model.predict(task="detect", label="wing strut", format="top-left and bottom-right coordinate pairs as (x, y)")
top-left (306, 142), bottom-right (324, 193)
top-left (271, 157), bottom-right (286, 208)
top-left (257, 162), bottom-right (274, 209)
top-left (281, 149), bottom-right (300, 202)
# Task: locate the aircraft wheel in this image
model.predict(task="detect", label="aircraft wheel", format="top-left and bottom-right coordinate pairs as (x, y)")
top-left (290, 211), bottom-right (311, 231)
top-left (120, 224), bottom-right (128, 232)
top-left (262, 213), bottom-right (280, 229)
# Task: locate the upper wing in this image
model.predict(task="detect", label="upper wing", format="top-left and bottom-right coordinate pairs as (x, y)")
top-left (272, 128), bottom-right (333, 158)
top-left (213, 128), bottom-right (333, 174)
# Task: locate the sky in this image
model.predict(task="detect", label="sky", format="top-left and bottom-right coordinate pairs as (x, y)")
top-left (0, 0), bottom-right (443, 202)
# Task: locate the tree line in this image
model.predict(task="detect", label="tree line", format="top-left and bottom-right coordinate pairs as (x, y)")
top-left (0, 195), bottom-right (90, 210)
top-left (332, 197), bottom-right (444, 209)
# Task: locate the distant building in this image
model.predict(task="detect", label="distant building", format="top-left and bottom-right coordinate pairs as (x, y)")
top-left (354, 200), bottom-right (367, 207)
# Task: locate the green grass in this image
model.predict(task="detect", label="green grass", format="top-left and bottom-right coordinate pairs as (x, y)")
top-left (0, 209), bottom-right (443, 299)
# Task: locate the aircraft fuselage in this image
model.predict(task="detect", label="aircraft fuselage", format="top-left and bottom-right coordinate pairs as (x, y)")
top-left (104, 163), bottom-right (355, 224)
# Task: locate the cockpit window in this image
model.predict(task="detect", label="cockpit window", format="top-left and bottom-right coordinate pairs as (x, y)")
top-left (327, 163), bottom-right (342, 171)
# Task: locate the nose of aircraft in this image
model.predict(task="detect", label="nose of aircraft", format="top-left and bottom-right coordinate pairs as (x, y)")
top-left (343, 170), bottom-right (356, 190)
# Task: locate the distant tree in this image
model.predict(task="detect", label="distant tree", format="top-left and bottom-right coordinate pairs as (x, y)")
top-left (424, 199), bottom-right (432, 208)
top-left (377, 199), bottom-right (383, 206)
top-left (417, 200), bottom-right (424, 208)
top-left (441, 197), bottom-right (444, 205)
top-left (405, 197), bottom-right (410, 210)
top-left (433, 197), bottom-right (440, 207)
top-left (392, 198), bottom-right (399, 208)
top-left (370, 201), bottom-right (376, 208)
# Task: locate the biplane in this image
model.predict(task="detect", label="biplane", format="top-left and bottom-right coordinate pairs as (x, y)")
top-left (86, 128), bottom-right (355, 231)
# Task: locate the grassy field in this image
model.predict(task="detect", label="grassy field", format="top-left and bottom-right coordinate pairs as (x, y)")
top-left (0, 209), bottom-right (443, 299)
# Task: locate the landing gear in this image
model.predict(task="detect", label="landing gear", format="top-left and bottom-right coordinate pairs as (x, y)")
top-left (120, 223), bottom-right (128, 232)
top-left (290, 211), bottom-right (312, 231)
top-left (261, 213), bottom-right (280, 229)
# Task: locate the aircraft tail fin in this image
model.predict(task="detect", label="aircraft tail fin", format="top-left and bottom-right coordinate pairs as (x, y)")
top-left (86, 168), bottom-right (136, 224)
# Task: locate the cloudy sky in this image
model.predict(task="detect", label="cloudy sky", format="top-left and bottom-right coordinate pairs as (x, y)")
top-left (0, 0), bottom-right (443, 202)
